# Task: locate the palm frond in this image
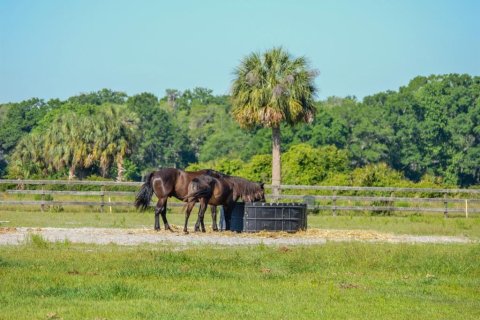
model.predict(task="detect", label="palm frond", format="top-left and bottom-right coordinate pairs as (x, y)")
top-left (231, 47), bottom-right (317, 128)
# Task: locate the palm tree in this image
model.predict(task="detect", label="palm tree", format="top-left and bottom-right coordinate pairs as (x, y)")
top-left (94, 105), bottom-right (138, 181)
top-left (9, 133), bottom-right (45, 178)
top-left (43, 114), bottom-right (72, 178)
top-left (43, 112), bottom-right (90, 180)
top-left (231, 47), bottom-right (318, 196)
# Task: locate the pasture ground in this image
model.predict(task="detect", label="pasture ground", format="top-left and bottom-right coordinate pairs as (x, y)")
top-left (0, 240), bottom-right (479, 319)
top-left (1, 208), bottom-right (479, 238)
top-left (1, 209), bottom-right (479, 319)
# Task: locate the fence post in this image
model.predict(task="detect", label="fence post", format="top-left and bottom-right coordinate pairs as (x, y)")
top-left (332, 191), bottom-right (337, 216)
top-left (443, 194), bottom-right (448, 218)
top-left (41, 183), bottom-right (45, 212)
top-left (272, 185), bottom-right (281, 202)
top-left (389, 192), bottom-right (394, 215)
top-left (100, 185), bottom-right (105, 213)
top-left (465, 199), bottom-right (468, 219)
top-left (303, 195), bottom-right (315, 210)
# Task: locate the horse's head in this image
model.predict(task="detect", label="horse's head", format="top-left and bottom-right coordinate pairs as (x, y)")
top-left (256, 182), bottom-right (266, 202)
top-left (245, 182), bottom-right (265, 202)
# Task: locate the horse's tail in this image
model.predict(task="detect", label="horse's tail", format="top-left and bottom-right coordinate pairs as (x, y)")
top-left (187, 187), bottom-right (212, 201)
top-left (186, 178), bottom-right (213, 202)
top-left (135, 172), bottom-right (155, 211)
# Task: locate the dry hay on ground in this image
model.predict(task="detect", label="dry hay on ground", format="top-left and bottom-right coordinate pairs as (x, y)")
top-left (0, 227), bottom-right (17, 234)
top-left (136, 225), bottom-right (393, 241)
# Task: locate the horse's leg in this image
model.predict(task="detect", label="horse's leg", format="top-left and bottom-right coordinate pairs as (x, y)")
top-left (199, 199), bottom-right (207, 232)
top-left (194, 199), bottom-right (208, 232)
top-left (211, 205), bottom-right (219, 232)
top-left (194, 204), bottom-right (201, 232)
top-left (184, 201), bottom-right (196, 234)
top-left (154, 198), bottom-right (169, 231)
top-left (155, 198), bottom-right (173, 232)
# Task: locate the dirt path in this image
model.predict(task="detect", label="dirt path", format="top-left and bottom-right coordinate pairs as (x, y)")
top-left (0, 227), bottom-right (475, 246)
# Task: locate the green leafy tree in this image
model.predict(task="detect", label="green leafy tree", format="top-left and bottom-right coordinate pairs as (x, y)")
top-left (0, 150), bottom-right (6, 178)
top-left (231, 47), bottom-right (318, 194)
top-left (68, 88), bottom-right (127, 105)
top-left (165, 89), bottom-right (181, 108)
top-left (198, 129), bottom-right (249, 162)
top-left (348, 104), bottom-right (393, 166)
top-left (0, 98), bottom-right (49, 155)
top-left (299, 98), bottom-right (352, 149)
top-left (186, 158), bottom-right (245, 176)
top-left (127, 92), bottom-right (195, 172)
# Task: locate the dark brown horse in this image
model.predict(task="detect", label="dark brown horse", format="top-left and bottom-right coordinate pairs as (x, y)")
top-left (134, 168), bottom-right (223, 231)
top-left (185, 174), bottom-right (265, 233)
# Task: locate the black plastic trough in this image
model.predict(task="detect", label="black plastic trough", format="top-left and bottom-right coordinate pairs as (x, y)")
top-left (220, 202), bottom-right (307, 233)
top-left (220, 202), bottom-right (245, 232)
top-left (244, 202), bottom-right (307, 233)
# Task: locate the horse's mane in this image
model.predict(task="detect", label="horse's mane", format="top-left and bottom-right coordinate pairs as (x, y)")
top-left (184, 168), bottom-right (225, 179)
top-left (204, 169), bottom-right (226, 179)
top-left (227, 176), bottom-right (263, 201)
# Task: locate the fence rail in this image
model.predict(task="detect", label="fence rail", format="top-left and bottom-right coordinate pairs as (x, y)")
top-left (2, 179), bottom-right (480, 194)
top-left (278, 194), bottom-right (480, 202)
top-left (269, 184), bottom-right (480, 194)
top-left (6, 190), bottom-right (135, 196)
top-left (1, 179), bottom-right (479, 217)
top-left (0, 200), bottom-right (185, 207)
top-left (0, 179), bottom-right (140, 186)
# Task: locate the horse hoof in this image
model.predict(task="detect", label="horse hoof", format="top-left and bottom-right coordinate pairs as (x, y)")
top-left (154, 227), bottom-right (160, 232)
top-left (183, 230), bottom-right (189, 234)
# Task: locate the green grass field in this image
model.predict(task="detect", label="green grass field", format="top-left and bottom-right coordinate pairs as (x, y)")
top-left (1, 208), bottom-right (479, 319)
top-left (1, 208), bottom-right (480, 238)
top-left (1, 240), bottom-right (479, 319)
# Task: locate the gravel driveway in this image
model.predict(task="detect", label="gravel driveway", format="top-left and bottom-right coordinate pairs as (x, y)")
top-left (0, 227), bottom-right (475, 246)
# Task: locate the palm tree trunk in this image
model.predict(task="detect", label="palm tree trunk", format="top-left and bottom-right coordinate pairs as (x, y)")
top-left (271, 126), bottom-right (281, 198)
top-left (116, 157), bottom-right (124, 182)
top-left (68, 165), bottom-right (75, 180)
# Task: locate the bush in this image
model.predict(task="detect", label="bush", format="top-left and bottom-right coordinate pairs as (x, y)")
top-left (238, 154), bottom-right (272, 182)
top-left (282, 144), bottom-right (349, 185)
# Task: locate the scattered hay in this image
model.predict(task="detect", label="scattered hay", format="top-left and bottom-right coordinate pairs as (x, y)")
top-left (0, 227), bottom-right (17, 234)
top-left (125, 226), bottom-right (394, 241)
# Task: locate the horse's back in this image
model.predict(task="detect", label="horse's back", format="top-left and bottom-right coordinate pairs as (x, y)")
top-left (151, 168), bottom-right (180, 197)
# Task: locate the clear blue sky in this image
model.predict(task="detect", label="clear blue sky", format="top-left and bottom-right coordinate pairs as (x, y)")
top-left (1, 0), bottom-right (479, 103)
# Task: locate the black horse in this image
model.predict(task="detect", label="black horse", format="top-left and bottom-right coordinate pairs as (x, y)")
top-left (134, 168), bottom-right (223, 231)
top-left (185, 173), bottom-right (265, 233)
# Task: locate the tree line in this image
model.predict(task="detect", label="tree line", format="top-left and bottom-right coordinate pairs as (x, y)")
top-left (0, 74), bottom-right (479, 187)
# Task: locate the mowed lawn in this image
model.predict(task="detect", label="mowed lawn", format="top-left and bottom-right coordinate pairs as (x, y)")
top-left (1, 240), bottom-right (479, 319)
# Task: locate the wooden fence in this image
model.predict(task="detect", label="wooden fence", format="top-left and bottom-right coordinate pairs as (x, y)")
top-left (1, 179), bottom-right (480, 217)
